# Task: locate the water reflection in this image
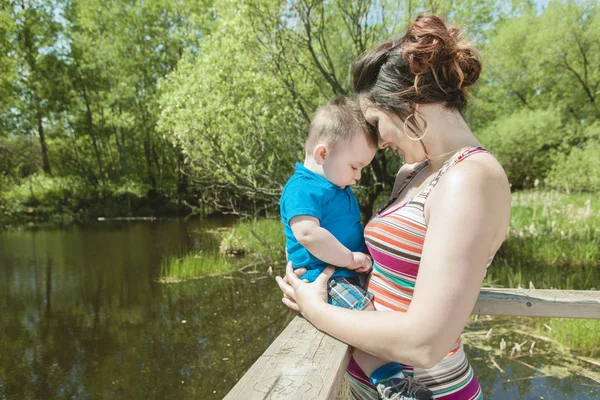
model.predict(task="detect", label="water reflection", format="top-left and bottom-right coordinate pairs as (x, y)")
top-left (0, 220), bottom-right (597, 399)
top-left (465, 322), bottom-right (600, 399)
top-left (0, 220), bottom-right (293, 400)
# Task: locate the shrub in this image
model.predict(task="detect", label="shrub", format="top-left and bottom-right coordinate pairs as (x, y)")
top-left (546, 140), bottom-right (600, 192)
top-left (476, 108), bottom-right (567, 189)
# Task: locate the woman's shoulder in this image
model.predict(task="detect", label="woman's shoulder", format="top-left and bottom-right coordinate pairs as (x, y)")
top-left (440, 151), bottom-right (508, 192)
top-left (427, 151), bottom-right (511, 249)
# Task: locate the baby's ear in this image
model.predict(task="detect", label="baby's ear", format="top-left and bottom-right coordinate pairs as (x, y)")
top-left (313, 144), bottom-right (327, 165)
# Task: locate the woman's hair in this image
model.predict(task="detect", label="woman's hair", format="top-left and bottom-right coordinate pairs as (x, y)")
top-left (352, 14), bottom-right (481, 126)
top-left (305, 95), bottom-right (377, 153)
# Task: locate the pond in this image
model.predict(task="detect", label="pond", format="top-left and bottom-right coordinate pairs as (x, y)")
top-left (0, 219), bottom-right (598, 399)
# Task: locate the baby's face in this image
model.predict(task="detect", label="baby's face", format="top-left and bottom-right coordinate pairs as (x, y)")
top-left (323, 133), bottom-right (377, 189)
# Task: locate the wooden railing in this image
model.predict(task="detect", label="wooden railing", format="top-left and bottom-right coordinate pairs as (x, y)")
top-left (224, 289), bottom-right (600, 400)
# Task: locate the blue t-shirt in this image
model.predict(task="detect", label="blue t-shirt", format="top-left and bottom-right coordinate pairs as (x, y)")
top-left (280, 163), bottom-right (366, 282)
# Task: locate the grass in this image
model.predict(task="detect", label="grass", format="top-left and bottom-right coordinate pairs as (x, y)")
top-left (463, 316), bottom-right (600, 389)
top-left (159, 251), bottom-right (236, 283)
top-left (502, 191), bottom-right (599, 267)
top-left (483, 190), bottom-right (600, 357)
top-left (0, 173), bottom-right (181, 226)
top-left (465, 314), bottom-right (600, 359)
top-left (482, 259), bottom-right (599, 290)
top-left (485, 190), bottom-right (599, 290)
top-left (160, 218), bottom-right (285, 281)
top-left (530, 318), bottom-right (600, 358)
top-left (219, 218), bottom-right (286, 263)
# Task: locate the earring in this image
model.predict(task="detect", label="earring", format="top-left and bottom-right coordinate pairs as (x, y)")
top-left (403, 107), bottom-right (428, 141)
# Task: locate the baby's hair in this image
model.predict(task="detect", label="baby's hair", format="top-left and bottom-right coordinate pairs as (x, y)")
top-left (305, 96), bottom-right (377, 153)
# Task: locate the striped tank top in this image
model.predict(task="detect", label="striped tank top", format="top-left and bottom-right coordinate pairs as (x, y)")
top-left (347, 147), bottom-right (493, 400)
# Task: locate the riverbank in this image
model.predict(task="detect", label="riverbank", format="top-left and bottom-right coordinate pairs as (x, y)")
top-left (462, 315), bottom-right (600, 395)
top-left (0, 174), bottom-right (194, 227)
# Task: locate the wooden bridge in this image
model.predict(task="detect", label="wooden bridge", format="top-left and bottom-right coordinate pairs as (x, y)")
top-left (224, 288), bottom-right (600, 400)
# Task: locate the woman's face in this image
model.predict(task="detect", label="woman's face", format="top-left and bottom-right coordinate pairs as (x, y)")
top-left (360, 98), bottom-right (426, 164)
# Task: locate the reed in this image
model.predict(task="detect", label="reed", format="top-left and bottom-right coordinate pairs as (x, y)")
top-left (503, 191), bottom-right (599, 268)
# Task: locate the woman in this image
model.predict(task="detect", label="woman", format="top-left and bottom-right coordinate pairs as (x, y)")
top-left (276, 14), bottom-right (511, 400)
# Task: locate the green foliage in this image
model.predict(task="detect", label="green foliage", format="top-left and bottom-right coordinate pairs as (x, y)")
top-left (470, 1), bottom-right (600, 189)
top-left (507, 190), bottom-right (599, 267)
top-left (1, 174), bottom-right (88, 223)
top-left (467, 315), bottom-right (600, 363)
top-left (2, 0), bottom-right (600, 224)
top-left (473, 0), bottom-right (600, 126)
top-left (0, 0), bottom-right (215, 223)
top-left (158, 1), bottom-right (307, 214)
top-left (546, 139), bottom-right (600, 192)
top-left (61, 0), bottom-right (213, 187)
top-left (0, 5), bottom-right (18, 136)
top-left (0, 173), bottom-right (175, 224)
top-left (218, 219), bottom-right (285, 265)
top-left (476, 109), bottom-right (568, 188)
top-left (227, 219), bottom-right (286, 263)
top-left (533, 318), bottom-right (600, 358)
top-left (0, 135), bottom-right (42, 179)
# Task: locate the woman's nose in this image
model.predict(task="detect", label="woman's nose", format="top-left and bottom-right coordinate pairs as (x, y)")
top-left (378, 140), bottom-right (388, 150)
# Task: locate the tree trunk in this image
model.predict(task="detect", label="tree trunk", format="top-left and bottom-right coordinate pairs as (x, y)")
top-left (37, 112), bottom-right (52, 175)
top-left (143, 140), bottom-right (157, 190)
top-left (81, 86), bottom-right (104, 180)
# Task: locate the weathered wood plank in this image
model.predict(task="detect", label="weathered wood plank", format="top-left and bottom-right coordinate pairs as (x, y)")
top-left (225, 289), bottom-right (600, 399)
top-left (474, 289), bottom-right (600, 319)
top-left (223, 316), bottom-right (350, 400)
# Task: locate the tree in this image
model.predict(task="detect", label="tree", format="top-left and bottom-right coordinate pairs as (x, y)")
top-left (159, 0), bottom-right (305, 217)
top-left (57, 0), bottom-right (212, 189)
top-left (159, 0), bottom-right (519, 217)
top-left (5, 0), bottom-right (67, 175)
top-left (472, 0), bottom-right (599, 188)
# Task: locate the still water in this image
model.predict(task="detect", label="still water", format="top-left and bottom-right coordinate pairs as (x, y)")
top-left (0, 219), bottom-right (598, 399)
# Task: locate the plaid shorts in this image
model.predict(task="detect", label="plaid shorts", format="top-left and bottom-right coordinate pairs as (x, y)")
top-left (328, 276), bottom-right (374, 311)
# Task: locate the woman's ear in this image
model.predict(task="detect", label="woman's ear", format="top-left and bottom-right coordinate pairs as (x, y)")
top-left (313, 144), bottom-right (328, 165)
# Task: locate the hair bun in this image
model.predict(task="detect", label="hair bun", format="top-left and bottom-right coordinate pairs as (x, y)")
top-left (403, 15), bottom-right (481, 91)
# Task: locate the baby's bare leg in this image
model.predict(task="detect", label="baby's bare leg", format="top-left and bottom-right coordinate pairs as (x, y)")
top-left (354, 295), bottom-right (433, 398)
top-left (352, 302), bottom-right (394, 377)
top-left (353, 349), bottom-right (387, 377)
top-left (328, 278), bottom-right (397, 378)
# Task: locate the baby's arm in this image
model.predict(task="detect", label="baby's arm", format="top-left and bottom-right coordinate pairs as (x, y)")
top-left (290, 215), bottom-right (371, 271)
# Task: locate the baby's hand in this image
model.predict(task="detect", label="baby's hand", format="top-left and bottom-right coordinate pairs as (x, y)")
top-left (348, 252), bottom-right (373, 273)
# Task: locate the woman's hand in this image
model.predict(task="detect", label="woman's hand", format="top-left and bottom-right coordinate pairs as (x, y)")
top-left (275, 261), bottom-right (334, 316)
